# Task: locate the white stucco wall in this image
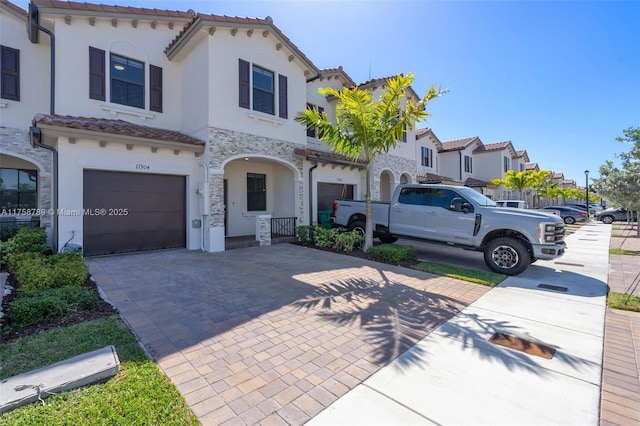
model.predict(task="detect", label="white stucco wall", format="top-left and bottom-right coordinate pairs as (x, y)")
top-left (0, 6), bottom-right (50, 127)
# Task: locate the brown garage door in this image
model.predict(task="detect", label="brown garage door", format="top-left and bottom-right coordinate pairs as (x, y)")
top-left (83, 170), bottom-right (186, 256)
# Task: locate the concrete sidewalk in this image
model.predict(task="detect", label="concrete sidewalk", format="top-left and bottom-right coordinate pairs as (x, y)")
top-left (310, 223), bottom-right (610, 425)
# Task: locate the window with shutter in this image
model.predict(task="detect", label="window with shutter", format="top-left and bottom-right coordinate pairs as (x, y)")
top-left (1, 45), bottom-right (20, 101)
top-left (239, 59), bottom-right (250, 109)
top-left (89, 46), bottom-right (105, 101)
top-left (150, 64), bottom-right (162, 113)
top-left (278, 74), bottom-right (287, 118)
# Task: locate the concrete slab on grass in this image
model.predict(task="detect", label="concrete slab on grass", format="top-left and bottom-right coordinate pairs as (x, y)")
top-left (0, 345), bottom-right (120, 414)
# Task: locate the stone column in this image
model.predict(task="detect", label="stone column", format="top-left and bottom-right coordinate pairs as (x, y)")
top-left (256, 215), bottom-right (271, 246)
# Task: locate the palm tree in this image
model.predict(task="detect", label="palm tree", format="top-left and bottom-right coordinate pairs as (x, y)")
top-left (490, 170), bottom-right (536, 200)
top-left (295, 73), bottom-right (443, 250)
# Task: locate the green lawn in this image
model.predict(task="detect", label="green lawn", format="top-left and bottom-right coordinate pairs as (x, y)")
top-left (608, 292), bottom-right (640, 312)
top-left (0, 316), bottom-right (198, 424)
top-left (414, 262), bottom-right (506, 287)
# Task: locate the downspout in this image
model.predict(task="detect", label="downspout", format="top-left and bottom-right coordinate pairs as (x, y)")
top-left (308, 162), bottom-right (318, 225)
top-left (29, 5), bottom-right (59, 251)
top-left (30, 125), bottom-right (58, 253)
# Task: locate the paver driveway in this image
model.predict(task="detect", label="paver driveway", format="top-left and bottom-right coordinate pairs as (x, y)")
top-left (87, 244), bottom-right (489, 425)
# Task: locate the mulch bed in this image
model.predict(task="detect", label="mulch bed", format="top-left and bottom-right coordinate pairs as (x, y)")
top-left (0, 274), bottom-right (117, 343)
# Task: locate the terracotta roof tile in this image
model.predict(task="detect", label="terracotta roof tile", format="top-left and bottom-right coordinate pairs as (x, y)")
top-left (465, 177), bottom-right (489, 188)
top-left (525, 162), bottom-right (539, 170)
top-left (32, 0), bottom-right (195, 19)
top-left (357, 74), bottom-right (420, 100)
top-left (294, 147), bottom-right (365, 166)
top-left (318, 66), bottom-right (357, 87)
top-left (439, 136), bottom-right (480, 152)
top-left (475, 141), bottom-right (512, 152)
top-left (416, 173), bottom-right (463, 185)
top-left (33, 114), bottom-right (204, 146)
top-left (416, 128), bottom-right (431, 138)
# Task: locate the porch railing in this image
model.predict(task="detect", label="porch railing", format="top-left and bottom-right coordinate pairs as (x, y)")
top-left (271, 217), bottom-right (297, 238)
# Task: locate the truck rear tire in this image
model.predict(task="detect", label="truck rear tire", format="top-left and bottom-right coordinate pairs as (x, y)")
top-left (349, 221), bottom-right (366, 236)
top-left (484, 237), bottom-right (530, 276)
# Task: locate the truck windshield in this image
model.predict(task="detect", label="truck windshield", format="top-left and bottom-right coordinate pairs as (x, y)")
top-left (460, 188), bottom-right (497, 207)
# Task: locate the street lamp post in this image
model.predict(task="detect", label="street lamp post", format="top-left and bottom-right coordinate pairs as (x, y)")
top-left (585, 170), bottom-right (590, 220)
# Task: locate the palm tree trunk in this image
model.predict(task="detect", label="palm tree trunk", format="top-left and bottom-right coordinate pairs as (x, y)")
top-left (364, 163), bottom-right (374, 251)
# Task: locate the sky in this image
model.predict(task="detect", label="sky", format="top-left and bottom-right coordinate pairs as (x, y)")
top-left (12, 0), bottom-right (640, 185)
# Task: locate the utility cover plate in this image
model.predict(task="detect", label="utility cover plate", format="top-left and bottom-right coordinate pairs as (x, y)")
top-left (488, 333), bottom-right (556, 359)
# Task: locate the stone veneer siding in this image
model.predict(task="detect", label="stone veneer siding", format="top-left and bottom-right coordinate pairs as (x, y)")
top-left (206, 127), bottom-right (305, 228)
top-left (0, 127), bottom-right (54, 232)
top-left (371, 154), bottom-right (417, 200)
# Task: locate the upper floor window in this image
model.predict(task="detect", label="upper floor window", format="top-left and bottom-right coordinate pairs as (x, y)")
top-left (1, 45), bottom-right (20, 101)
top-left (464, 155), bottom-right (473, 173)
top-left (111, 54), bottom-right (144, 109)
top-left (306, 103), bottom-right (325, 138)
top-left (503, 156), bottom-right (510, 172)
top-left (421, 147), bottom-right (433, 167)
top-left (520, 164), bottom-right (525, 172)
top-left (239, 59), bottom-right (288, 118)
top-left (0, 168), bottom-right (37, 210)
top-left (89, 47), bottom-right (162, 112)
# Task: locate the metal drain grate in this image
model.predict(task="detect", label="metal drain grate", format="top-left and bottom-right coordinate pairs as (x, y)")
top-left (578, 238), bottom-right (598, 241)
top-left (488, 333), bottom-right (556, 359)
top-left (538, 283), bottom-right (568, 292)
top-left (554, 261), bottom-right (585, 267)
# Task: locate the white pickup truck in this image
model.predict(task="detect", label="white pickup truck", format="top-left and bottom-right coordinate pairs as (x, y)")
top-left (331, 184), bottom-right (566, 275)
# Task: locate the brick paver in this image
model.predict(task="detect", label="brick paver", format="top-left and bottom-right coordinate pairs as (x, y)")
top-left (601, 223), bottom-right (640, 426)
top-left (88, 244), bottom-right (488, 425)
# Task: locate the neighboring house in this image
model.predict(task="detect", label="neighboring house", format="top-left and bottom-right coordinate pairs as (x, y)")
top-left (415, 128), bottom-right (441, 178)
top-left (514, 149), bottom-right (530, 173)
top-left (438, 136), bottom-right (484, 186)
top-left (472, 140), bottom-right (519, 199)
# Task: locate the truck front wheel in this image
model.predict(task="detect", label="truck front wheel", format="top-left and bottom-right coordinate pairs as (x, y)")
top-left (484, 237), bottom-right (531, 276)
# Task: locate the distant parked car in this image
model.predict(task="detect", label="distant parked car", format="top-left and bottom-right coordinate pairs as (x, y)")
top-left (538, 206), bottom-right (587, 224)
top-left (565, 203), bottom-right (601, 214)
top-left (595, 208), bottom-right (638, 224)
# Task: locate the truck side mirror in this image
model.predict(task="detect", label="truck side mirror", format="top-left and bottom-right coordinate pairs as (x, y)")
top-left (450, 198), bottom-right (471, 213)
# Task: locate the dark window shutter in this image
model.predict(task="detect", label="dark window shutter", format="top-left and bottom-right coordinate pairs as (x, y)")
top-left (278, 74), bottom-right (288, 118)
top-left (239, 59), bottom-right (250, 109)
top-left (149, 64), bottom-right (162, 112)
top-left (1, 45), bottom-right (20, 101)
top-left (89, 46), bottom-right (105, 101)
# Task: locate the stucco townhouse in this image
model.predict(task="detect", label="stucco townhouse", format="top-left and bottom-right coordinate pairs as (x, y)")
top-left (1, 0), bottom-right (433, 256)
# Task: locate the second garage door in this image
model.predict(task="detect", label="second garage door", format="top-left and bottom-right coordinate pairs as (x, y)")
top-left (83, 170), bottom-right (186, 256)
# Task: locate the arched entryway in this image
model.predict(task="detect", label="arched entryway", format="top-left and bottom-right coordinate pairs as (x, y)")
top-left (400, 173), bottom-right (412, 184)
top-left (379, 170), bottom-right (395, 202)
top-left (222, 156), bottom-right (298, 238)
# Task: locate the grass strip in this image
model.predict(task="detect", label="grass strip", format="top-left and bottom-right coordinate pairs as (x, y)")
top-left (608, 292), bottom-right (640, 312)
top-left (0, 315), bottom-right (198, 425)
top-left (414, 262), bottom-right (506, 287)
top-left (609, 248), bottom-right (639, 256)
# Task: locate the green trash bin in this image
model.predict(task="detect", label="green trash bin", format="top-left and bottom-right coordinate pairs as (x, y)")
top-left (318, 210), bottom-right (332, 229)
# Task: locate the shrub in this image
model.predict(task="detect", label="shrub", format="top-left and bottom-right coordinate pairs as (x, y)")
top-left (6, 285), bottom-right (99, 329)
top-left (367, 244), bottom-right (417, 264)
top-left (10, 227), bottom-right (49, 255)
top-left (333, 230), bottom-right (364, 253)
top-left (12, 253), bottom-right (54, 292)
top-left (295, 225), bottom-right (315, 246)
top-left (313, 226), bottom-right (340, 250)
top-left (10, 252), bottom-right (88, 292)
top-left (51, 252), bottom-right (89, 287)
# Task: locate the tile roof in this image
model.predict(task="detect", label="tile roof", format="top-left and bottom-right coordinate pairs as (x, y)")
top-left (465, 177), bottom-right (489, 188)
top-left (439, 136), bottom-right (481, 152)
top-left (553, 172), bottom-right (564, 179)
top-left (474, 141), bottom-right (512, 152)
top-left (294, 148), bottom-right (365, 167)
top-left (31, 0), bottom-right (195, 19)
top-left (165, 13), bottom-right (319, 78)
top-left (357, 75), bottom-right (420, 101)
top-left (525, 162), bottom-right (539, 170)
top-left (416, 128), bottom-right (431, 138)
top-left (416, 173), bottom-right (463, 185)
top-left (33, 114), bottom-right (205, 147)
top-left (318, 67), bottom-right (357, 87)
